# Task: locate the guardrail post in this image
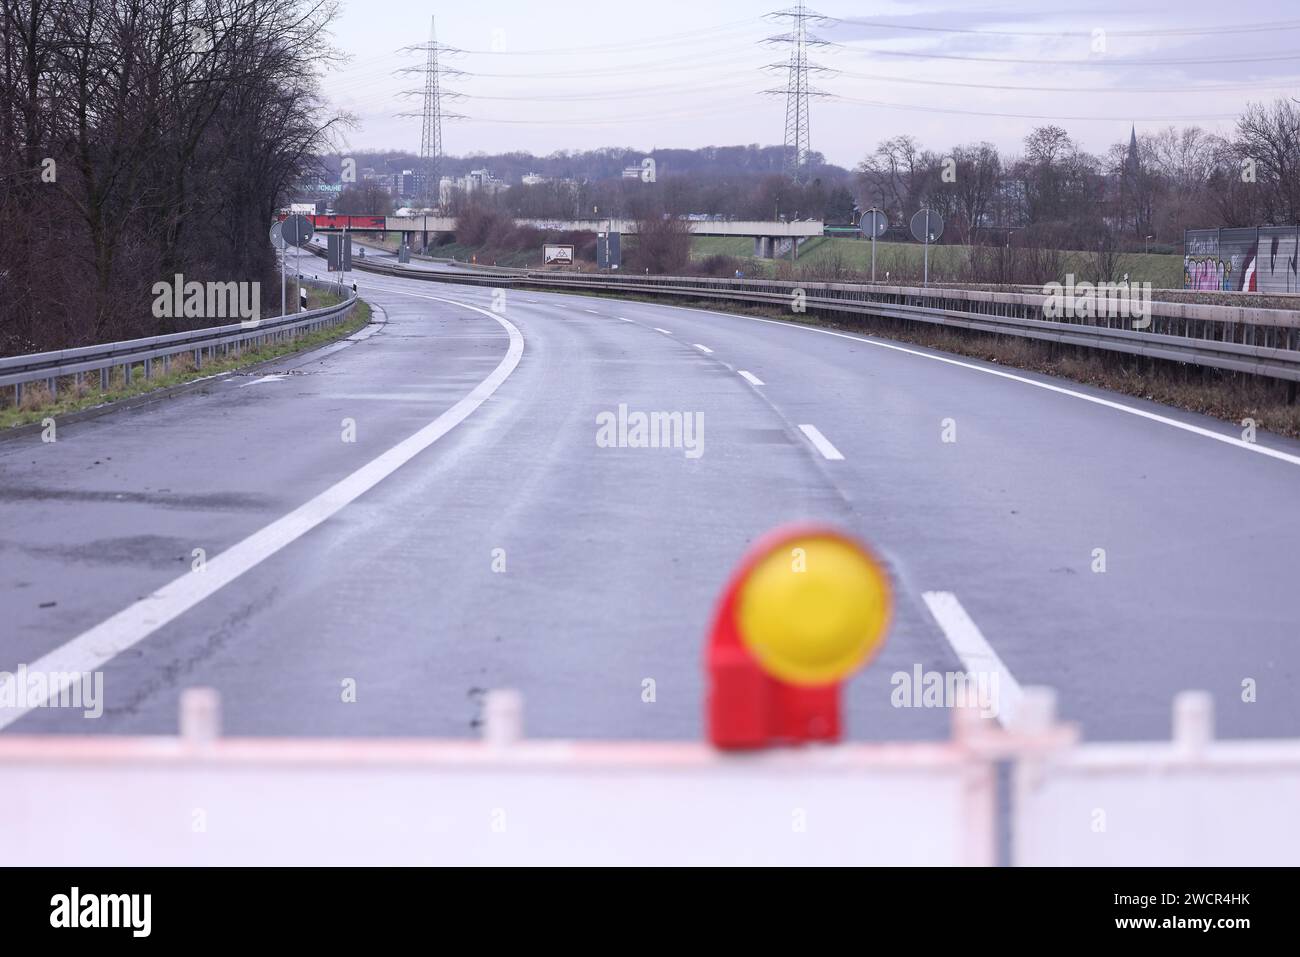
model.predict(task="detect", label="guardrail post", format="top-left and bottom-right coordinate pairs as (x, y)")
top-left (124, 362), bottom-right (132, 386)
top-left (194, 348), bottom-right (201, 370)
top-left (14, 382), bottom-right (22, 407)
top-left (100, 368), bottom-right (108, 391)
top-left (46, 376), bottom-right (55, 399)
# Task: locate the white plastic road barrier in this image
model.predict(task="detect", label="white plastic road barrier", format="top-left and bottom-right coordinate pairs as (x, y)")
top-left (0, 688), bottom-right (1296, 866)
top-left (1013, 691), bottom-right (1300, 866)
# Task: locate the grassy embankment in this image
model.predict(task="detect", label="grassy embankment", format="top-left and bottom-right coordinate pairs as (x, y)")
top-left (690, 236), bottom-right (1186, 288)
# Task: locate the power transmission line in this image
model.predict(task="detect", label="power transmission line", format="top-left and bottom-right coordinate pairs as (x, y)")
top-left (762, 1), bottom-right (832, 183)
top-left (841, 47), bottom-right (1300, 67)
top-left (828, 16), bottom-right (1300, 39)
top-left (396, 16), bottom-right (466, 208)
top-left (832, 68), bottom-right (1300, 96)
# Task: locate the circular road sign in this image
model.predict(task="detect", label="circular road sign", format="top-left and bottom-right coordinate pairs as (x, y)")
top-left (909, 208), bottom-right (943, 244)
top-left (269, 221), bottom-right (286, 251)
top-left (859, 207), bottom-right (888, 239)
top-left (281, 214), bottom-right (314, 248)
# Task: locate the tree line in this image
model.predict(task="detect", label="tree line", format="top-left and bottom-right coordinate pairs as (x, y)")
top-left (856, 100), bottom-right (1300, 251)
top-left (0, 0), bottom-right (341, 355)
top-left (332, 99), bottom-right (1299, 256)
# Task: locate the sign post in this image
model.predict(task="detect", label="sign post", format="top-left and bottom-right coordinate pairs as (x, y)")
top-left (269, 222), bottom-right (287, 317)
top-left (860, 208), bottom-right (888, 283)
top-left (280, 214), bottom-right (315, 312)
top-left (909, 209), bottom-right (944, 287)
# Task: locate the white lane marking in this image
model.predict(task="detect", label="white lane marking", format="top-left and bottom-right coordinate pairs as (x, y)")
top-left (617, 317), bottom-right (634, 323)
top-left (654, 328), bottom-right (673, 335)
top-left (922, 591), bottom-right (1023, 728)
top-left (693, 344), bottom-right (714, 354)
top-left (699, 309), bottom-right (1300, 468)
top-left (0, 297), bottom-right (524, 732)
top-left (738, 370), bottom-right (765, 386)
top-left (798, 424), bottom-right (844, 460)
top-left (239, 374), bottom-right (287, 388)
top-left (584, 308), bottom-right (601, 314)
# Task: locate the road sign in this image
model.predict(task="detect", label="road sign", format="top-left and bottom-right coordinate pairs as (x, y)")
top-left (281, 215), bottom-right (314, 248)
top-left (269, 222), bottom-right (286, 250)
top-left (910, 209), bottom-right (943, 286)
top-left (544, 244), bottom-right (575, 266)
top-left (706, 525), bottom-right (892, 749)
top-left (327, 233), bottom-right (352, 272)
top-left (597, 232), bottom-right (621, 269)
top-left (861, 207), bottom-right (888, 283)
top-left (860, 208), bottom-right (887, 238)
top-left (909, 209), bottom-right (943, 244)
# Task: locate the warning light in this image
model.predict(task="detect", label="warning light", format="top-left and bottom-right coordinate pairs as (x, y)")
top-left (706, 526), bottom-right (892, 750)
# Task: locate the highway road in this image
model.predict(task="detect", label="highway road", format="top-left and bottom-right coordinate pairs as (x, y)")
top-left (2, 261), bottom-right (1299, 742)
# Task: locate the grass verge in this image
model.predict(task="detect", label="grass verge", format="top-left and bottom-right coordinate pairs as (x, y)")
top-left (1, 299), bottom-right (373, 431)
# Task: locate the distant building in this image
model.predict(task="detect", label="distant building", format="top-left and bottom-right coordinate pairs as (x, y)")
top-left (438, 168), bottom-right (509, 205)
top-left (521, 172), bottom-right (547, 186)
top-left (392, 169), bottom-right (425, 200)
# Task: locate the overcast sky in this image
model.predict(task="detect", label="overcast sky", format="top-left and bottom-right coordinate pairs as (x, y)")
top-left (321, 0), bottom-right (1300, 166)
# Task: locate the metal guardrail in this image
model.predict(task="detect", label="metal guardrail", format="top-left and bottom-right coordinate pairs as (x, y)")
top-left (0, 287), bottom-right (359, 407)
top-left (351, 254), bottom-right (1300, 384)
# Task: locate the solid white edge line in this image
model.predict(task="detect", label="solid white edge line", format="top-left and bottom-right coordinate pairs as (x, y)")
top-left (693, 344), bottom-right (713, 354)
top-left (798, 424), bottom-right (844, 460)
top-left (921, 591), bottom-right (1023, 729)
top-left (697, 308), bottom-right (1300, 469)
top-left (0, 295), bottom-right (524, 731)
top-left (738, 370), bottom-right (765, 386)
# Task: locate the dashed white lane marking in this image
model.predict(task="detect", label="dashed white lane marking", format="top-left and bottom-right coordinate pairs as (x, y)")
top-left (700, 309), bottom-right (1300, 469)
top-left (738, 370), bottom-right (765, 386)
top-left (584, 308), bottom-right (601, 314)
top-left (240, 374), bottom-right (287, 388)
top-left (922, 591), bottom-right (1023, 728)
top-left (617, 317), bottom-right (634, 322)
top-left (693, 344), bottom-right (713, 354)
top-left (654, 328), bottom-right (673, 335)
top-left (798, 424), bottom-right (844, 460)
top-left (0, 296), bottom-right (524, 731)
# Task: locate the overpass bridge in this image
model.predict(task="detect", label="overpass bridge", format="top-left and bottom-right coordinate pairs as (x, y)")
top-left (278, 213), bottom-right (824, 259)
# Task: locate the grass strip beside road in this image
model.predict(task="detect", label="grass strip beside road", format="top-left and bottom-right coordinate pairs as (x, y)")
top-left (0, 299), bottom-right (373, 431)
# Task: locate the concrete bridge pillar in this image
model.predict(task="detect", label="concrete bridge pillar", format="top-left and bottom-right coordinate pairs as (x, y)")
top-left (754, 236), bottom-right (773, 258)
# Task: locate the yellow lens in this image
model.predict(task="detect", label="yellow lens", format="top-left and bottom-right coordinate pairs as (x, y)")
top-left (737, 535), bottom-right (891, 685)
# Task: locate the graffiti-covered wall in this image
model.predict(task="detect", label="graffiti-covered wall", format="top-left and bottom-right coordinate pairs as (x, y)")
top-left (1184, 226), bottom-right (1300, 293)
